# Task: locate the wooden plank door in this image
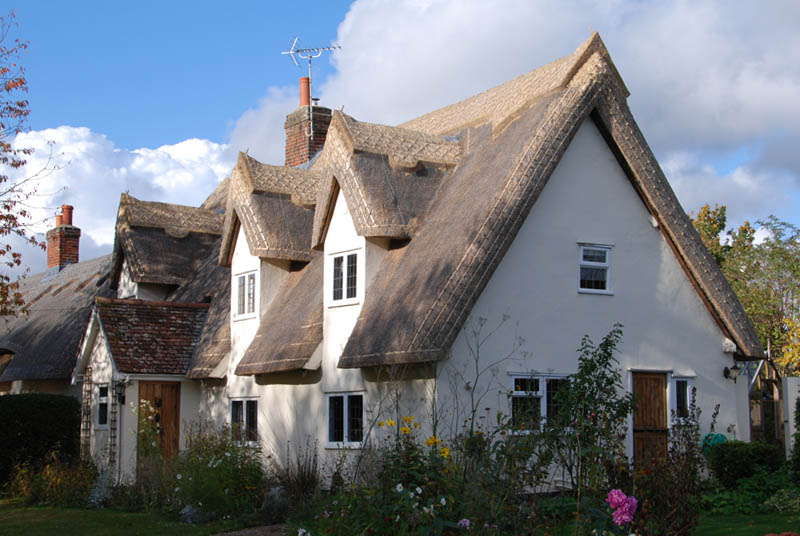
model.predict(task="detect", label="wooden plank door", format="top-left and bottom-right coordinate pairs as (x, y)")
top-left (632, 372), bottom-right (667, 466)
top-left (138, 381), bottom-right (181, 459)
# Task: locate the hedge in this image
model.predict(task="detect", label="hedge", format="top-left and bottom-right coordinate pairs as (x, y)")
top-left (708, 440), bottom-right (784, 489)
top-left (0, 394), bottom-right (81, 483)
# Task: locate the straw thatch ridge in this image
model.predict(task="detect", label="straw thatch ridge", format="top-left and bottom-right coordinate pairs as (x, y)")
top-left (94, 297), bottom-right (209, 375)
top-left (110, 194), bottom-right (224, 289)
top-left (337, 39), bottom-right (764, 368)
top-left (218, 153), bottom-right (318, 266)
top-left (310, 112), bottom-right (460, 250)
top-left (235, 254), bottom-right (323, 375)
top-left (0, 255), bottom-right (114, 382)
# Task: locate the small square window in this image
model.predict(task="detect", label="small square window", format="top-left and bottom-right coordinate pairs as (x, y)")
top-left (328, 393), bottom-right (364, 446)
top-left (579, 245), bottom-right (612, 293)
top-left (672, 378), bottom-right (695, 420)
top-left (510, 375), bottom-right (570, 431)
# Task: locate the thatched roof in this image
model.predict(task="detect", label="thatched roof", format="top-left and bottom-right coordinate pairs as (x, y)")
top-left (332, 32), bottom-right (764, 366)
top-left (95, 297), bottom-right (209, 375)
top-left (235, 254), bottom-right (323, 375)
top-left (0, 255), bottom-right (114, 382)
top-left (218, 153), bottom-right (318, 265)
top-left (110, 194), bottom-right (224, 288)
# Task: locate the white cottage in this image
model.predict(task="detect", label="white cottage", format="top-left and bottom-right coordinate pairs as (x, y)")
top-left (210, 32), bottom-right (764, 467)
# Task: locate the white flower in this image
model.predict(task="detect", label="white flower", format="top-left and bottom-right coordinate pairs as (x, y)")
top-left (409, 492), bottom-right (415, 499)
top-left (176, 474), bottom-right (182, 480)
top-left (174, 487), bottom-right (179, 492)
top-left (297, 530), bottom-right (310, 536)
top-left (395, 515), bottom-right (400, 522)
top-left (395, 483), bottom-right (404, 493)
top-left (440, 497), bottom-right (446, 506)
top-left (415, 486), bottom-right (422, 495)
top-left (225, 451), bottom-right (231, 457)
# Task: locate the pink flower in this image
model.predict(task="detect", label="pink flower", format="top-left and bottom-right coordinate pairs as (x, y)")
top-left (457, 518), bottom-right (471, 529)
top-left (605, 489), bottom-right (627, 510)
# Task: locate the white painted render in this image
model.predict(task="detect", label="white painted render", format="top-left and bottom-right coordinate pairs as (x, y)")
top-left (117, 260), bottom-right (171, 301)
top-left (784, 377), bottom-right (800, 459)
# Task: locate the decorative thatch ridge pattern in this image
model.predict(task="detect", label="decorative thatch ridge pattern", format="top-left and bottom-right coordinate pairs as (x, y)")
top-left (336, 36), bottom-right (764, 368)
top-left (110, 194), bottom-right (224, 289)
top-left (218, 153), bottom-right (318, 265)
top-left (0, 255), bottom-right (114, 382)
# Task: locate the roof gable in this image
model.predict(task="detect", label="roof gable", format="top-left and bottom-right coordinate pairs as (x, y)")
top-left (94, 297), bottom-right (209, 375)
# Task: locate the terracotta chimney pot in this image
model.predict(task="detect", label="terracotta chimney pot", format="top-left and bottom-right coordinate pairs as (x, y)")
top-left (299, 77), bottom-right (310, 107)
top-left (55, 214), bottom-right (63, 227)
top-left (61, 204), bottom-right (74, 226)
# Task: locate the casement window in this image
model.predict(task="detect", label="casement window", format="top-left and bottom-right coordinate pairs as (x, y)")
top-left (234, 272), bottom-right (257, 318)
top-left (327, 393), bottom-right (364, 446)
top-left (97, 384), bottom-right (109, 428)
top-left (231, 399), bottom-right (258, 443)
top-left (331, 251), bottom-right (359, 304)
top-left (579, 244), bottom-right (612, 294)
top-left (672, 377), bottom-right (695, 420)
top-left (510, 375), bottom-right (570, 430)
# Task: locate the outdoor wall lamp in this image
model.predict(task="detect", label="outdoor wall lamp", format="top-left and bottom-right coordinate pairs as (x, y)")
top-left (114, 381), bottom-right (126, 404)
top-left (723, 363), bottom-right (741, 383)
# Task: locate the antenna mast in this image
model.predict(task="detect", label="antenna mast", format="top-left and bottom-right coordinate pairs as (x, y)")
top-left (282, 37), bottom-right (341, 140)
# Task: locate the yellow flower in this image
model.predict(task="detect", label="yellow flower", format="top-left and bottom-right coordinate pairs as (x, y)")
top-left (386, 419), bottom-right (397, 427)
top-left (413, 422), bottom-right (420, 429)
top-left (439, 447), bottom-right (450, 459)
top-left (425, 435), bottom-right (442, 447)
top-left (402, 416), bottom-right (414, 424)
top-left (378, 421), bottom-right (385, 427)
top-left (400, 426), bottom-right (411, 435)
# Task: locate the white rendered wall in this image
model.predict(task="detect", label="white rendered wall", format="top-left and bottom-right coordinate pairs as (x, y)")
top-left (118, 260), bottom-right (170, 301)
top-left (436, 119), bottom-right (747, 448)
top-left (784, 377), bottom-right (800, 459)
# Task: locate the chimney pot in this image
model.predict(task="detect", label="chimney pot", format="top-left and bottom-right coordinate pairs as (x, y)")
top-left (55, 214), bottom-right (63, 227)
top-left (299, 77), bottom-right (310, 107)
top-left (61, 204), bottom-right (74, 226)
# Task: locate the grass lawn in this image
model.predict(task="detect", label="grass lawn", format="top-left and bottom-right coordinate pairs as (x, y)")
top-left (696, 512), bottom-right (800, 535)
top-left (0, 499), bottom-right (243, 536)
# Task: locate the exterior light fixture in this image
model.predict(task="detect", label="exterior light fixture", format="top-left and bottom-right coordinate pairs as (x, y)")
top-left (114, 381), bottom-right (126, 404)
top-left (723, 363), bottom-right (741, 383)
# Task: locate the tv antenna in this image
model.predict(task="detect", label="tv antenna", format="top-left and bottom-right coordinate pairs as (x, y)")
top-left (282, 37), bottom-right (341, 140)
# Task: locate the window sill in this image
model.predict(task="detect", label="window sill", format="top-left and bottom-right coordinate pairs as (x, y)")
top-left (233, 313), bottom-right (258, 322)
top-left (578, 289), bottom-right (614, 296)
top-left (327, 299), bottom-right (360, 309)
top-left (325, 442), bottom-right (363, 450)
top-left (95, 425), bottom-right (109, 431)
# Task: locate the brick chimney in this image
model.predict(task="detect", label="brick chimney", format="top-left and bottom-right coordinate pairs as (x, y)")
top-left (46, 204), bottom-right (81, 270)
top-left (284, 77), bottom-right (332, 167)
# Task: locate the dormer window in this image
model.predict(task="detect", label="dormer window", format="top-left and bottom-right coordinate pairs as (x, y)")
top-left (578, 244), bottom-right (612, 294)
top-left (330, 250), bottom-right (359, 305)
top-left (234, 271), bottom-right (257, 318)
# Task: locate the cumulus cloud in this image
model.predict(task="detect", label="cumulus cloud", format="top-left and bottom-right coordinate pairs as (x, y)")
top-left (7, 126), bottom-right (232, 276)
top-left (229, 0), bottom-right (800, 229)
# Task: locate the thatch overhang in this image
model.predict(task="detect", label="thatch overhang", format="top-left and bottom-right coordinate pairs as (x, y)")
top-left (337, 33), bottom-right (764, 369)
top-left (309, 112), bottom-right (462, 250)
top-left (218, 153), bottom-right (318, 266)
top-left (0, 255), bottom-right (114, 382)
top-left (94, 297), bottom-right (209, 375)
top-left (110, 194), bottom-right (224, 289)
top-left (235, 253), bottom-right (323, 375)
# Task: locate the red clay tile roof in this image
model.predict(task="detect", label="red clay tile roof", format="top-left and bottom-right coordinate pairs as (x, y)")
top-left (95, 297), bottom-right (209, 375)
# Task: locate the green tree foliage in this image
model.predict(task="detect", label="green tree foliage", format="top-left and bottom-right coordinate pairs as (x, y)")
top-left (691, 204), bottom-right (800, 375)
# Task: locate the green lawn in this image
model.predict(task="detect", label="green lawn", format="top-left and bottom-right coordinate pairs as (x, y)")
top-left (0, 499), bottom-right (243, 536)
top-left (696, 512), bottom-right (800, 535)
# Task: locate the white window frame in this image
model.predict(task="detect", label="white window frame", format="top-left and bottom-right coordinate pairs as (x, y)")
top-left (326, 392), bottom-right (365, 448)
top-left (670, 376), bottom-right (696, 423)
top-left (233, 270), bottom-right (257, 320)
top-left (578, 243), bottom-right (613, 295)
top-left (328, 249), bottom-right (360, 307)
top-left (230, 398), bottom-right (259, 445)
top-left (509, 374), bottom-right (570, 432)
top-left (96, 383), bottom-right (109, 429)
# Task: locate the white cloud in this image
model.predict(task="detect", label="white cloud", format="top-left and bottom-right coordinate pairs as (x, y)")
top-left (7, 126), bottom-right (233, 276)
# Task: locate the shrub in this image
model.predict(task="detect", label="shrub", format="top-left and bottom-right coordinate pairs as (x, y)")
top-left (764, 487), bottom-right (800, 513)
top-left (0, 394), bottom-right (80, 482)
top-left (6, 454), bottom-right (97, 507)
top-left (270, 437), bottom-right (321, 508)
top-left (708, 440), bottom-right (784, 489)
top-left (702, 466), bottom-right (793, 515)
top-left (791, 396), bottom-right (800, 483)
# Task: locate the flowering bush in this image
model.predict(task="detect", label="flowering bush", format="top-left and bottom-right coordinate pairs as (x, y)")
top-left (605, 489), bottom-right (637, 527)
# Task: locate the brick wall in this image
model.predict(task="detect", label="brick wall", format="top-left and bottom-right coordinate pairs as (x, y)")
top-left (46, 225), bottom-right (81, 269)
top-left (284, 105), bottom-right (332, 167)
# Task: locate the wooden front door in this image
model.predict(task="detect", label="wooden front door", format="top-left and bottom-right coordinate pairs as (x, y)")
top-left (632, 372), bottom-right (667, 466)
top-left (138, 382), bottom-right (181, 459)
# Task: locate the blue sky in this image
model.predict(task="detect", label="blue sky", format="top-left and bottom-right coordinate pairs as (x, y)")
top-left (5, 1), bottom-right (800, 274)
